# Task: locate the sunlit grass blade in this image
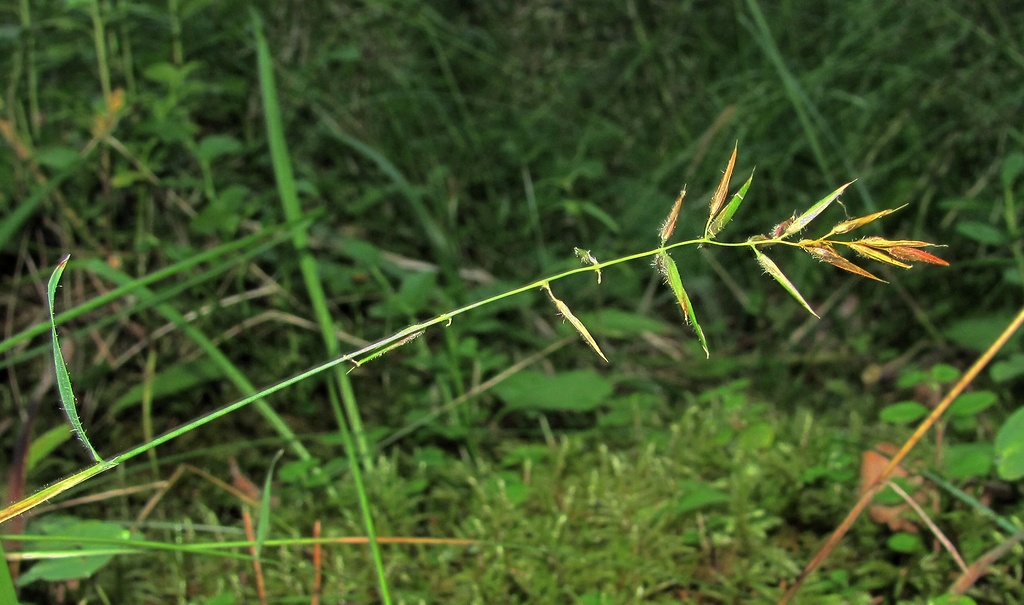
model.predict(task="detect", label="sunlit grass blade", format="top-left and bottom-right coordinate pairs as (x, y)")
top-left (782, 181), bottom-right (853, 239)
top-left (656, 252), bottom-right (709, 357)
top-left (48, 255), bottom-right (103, 463)
top-left (707, 170), bottom-right (754, 239)
top-left (804, 244), bottom-right (885, 282)
top-left (544, 284), bottom-right (609, 362)
top-left (704, 143), bottom-right (738, 238)
top-left (753, 248), bottom-right (818, 318)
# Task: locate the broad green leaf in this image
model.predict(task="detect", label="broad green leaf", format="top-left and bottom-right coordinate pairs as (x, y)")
top-left (196, 134), bottom-right (243, 163)
top-left (657, 252), bottom-right (709, 357)
top-left (112, 358), bottom-right (225, 414)
top-left (945, 315), bottom-right (1021, 353)
top-left (782, 181), bottom-right (853, 238)
top-left (48, 256), bottom-right (102, 462)
top-left (18, 519), bottom-right (129, 585)
top-left (949, 391), bottom-right (998, 417)
top-left (493, 370), bottom-right (613, 412)
top-left (879, 401), bottom-right (928, 424)
top-left (27, 425), bottom-right (73, 473)
top-left (886, 532), bottom-right (923, 553)
top-left (994, 406), bottom-right (1024, 480)
top-left (942, 443), bottom-right (993, 480)
top-left (991, 353), bottom-right (1024, 382)
top-left (955, 221), bottom-right (1006, 245)
top-left (753, 248), bottom-right (818, 317)
top-left (576, 309), bottom-right (670, 338)
top-left (675, 480), bottom-right (730, 515)
top-left (1001, 152), bottom-right (1024, 189)
top-left (707, 170), bottom-right (754, 239)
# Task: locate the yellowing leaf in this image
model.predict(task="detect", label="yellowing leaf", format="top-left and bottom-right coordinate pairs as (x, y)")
top-left (848, 242), bottom-right (911, 268)
top-left (656, 251), bottom-right (709, 357)
top-left (804, 244), bottom-right (885, 282)
top-left (753, 248), bottom-right (818, 318)
top-left (544, 284), bottom-right (608, 362)
top-left (782, 181), bottom-right (853, 239)
top-left (704, 144), bottom-right (738, 239)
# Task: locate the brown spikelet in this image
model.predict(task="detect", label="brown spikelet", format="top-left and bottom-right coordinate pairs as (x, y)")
top-left (660, 187), bottom-right (686, 244)
top-left (543, 284), bottom-right (609, 362)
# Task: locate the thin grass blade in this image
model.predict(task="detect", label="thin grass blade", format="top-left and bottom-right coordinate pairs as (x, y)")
top-left (255, 450), bottom-right (284, 561)
top-left (753, 248), bottom-right (818, 317)
top-left (656, 252), bottom-right (709, 357)
top-left (48, 255), bottom-right (103, 462)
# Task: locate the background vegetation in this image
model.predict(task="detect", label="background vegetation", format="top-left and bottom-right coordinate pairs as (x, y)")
top-left (1, 0), bottom-right (1022, 603)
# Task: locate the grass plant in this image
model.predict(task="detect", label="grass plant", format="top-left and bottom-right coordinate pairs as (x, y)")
top-left (2, 2), bottom-right (1023, 603)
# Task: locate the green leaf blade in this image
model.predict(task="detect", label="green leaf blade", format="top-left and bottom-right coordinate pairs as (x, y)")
top-left (657, 252), bottom-right (709, 357)
top-left (753, 248), bottom-right (818, 318)
top-left (707, 170), bottom-right (754, 239)
top-left (48, 255), bottom-right (102, 463)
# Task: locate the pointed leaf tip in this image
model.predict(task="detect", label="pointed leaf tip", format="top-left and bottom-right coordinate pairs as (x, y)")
top-left (705, 144), bottom-right (738, 238)
top-left (660, 187), bottom-right (686, 244)
top-left (754, 248), bottom-right (819, 318)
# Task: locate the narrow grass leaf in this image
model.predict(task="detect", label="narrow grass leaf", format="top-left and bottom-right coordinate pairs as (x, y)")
top-left (48, 255), bottom-right (102, 462)
top-left (753, 248), bottom-right (818, 318)
top-left (657, 252), bottom-right (709, 357)
top-left (804, 244), bottom-right (885, 282)
top-left (660, 187), bottom-right (685, 244)
top-left (782, 181), bottom-right (853, 238)
top-left (848, 242), bottom-right (911, 268)
top-left (707, 170), bottom-right (754, 239)
top-left (705, 144), bottom-right (738, 238)
top-left (544, 284), bottom-right (608, 362)
top-left (255, 450), bottom-right (285, 560)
